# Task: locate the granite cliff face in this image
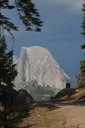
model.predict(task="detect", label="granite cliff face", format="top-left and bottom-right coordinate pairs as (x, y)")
top-left (14, 46), bottom-right (69, 92)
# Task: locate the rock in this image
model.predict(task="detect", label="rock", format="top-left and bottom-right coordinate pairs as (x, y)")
top-left (51, 88), bottom-right (76, 100)
top-left (15, 89), bottom-right (34, 106)
top-left (14, 46), bottom-right (70, 91)
top-left (0, 87), bottom-right (34, 108)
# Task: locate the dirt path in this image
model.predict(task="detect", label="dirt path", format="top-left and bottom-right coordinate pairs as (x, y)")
top-left (13, 100), bottom-right (85, 128)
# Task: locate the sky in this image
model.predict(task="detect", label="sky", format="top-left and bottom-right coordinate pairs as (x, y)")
top-left (6, 0), bottom-right (84, 77)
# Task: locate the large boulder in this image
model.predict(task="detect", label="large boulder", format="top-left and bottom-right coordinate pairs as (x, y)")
top-left (0, 87), bottom-right (34, 108)
top-left (14, 89), bottom-right (34, 106)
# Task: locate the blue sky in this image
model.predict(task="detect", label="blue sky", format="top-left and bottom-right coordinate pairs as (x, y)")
top-left (6, 0), bottom-right (84, 77)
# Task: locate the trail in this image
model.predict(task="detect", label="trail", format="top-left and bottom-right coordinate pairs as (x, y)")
top-left (8, 88), bottom-right (85, 128)
top-left (8, 100), bottom-right (85, 128)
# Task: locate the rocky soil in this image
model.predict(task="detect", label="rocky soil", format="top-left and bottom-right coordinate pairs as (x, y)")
top-left (4, 88), bottom-right (85, 128)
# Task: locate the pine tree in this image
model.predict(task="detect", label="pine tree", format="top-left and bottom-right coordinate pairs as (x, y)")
top-left (76, 2), bottom-right (85, 88)
top-left (0, 35), bottom-right (18, 128)
top-left (0, 35), bottom-right (17, 88)
top-left (0, 0), bottom-right (43, 33)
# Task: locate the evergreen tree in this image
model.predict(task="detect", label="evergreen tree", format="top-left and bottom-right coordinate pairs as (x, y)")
top-left (0, 0), bottom-right (43, 33)
top-left (76, 2), bottom-right (85, 88)
top-left (0, 35), bottom-right (17, 88)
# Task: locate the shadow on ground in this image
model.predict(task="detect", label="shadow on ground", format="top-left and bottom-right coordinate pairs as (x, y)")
top-left (6, 105), bottom-right (32, 128)
top-left (2, 88), bottom-right (85, 128)
top-left (2, 99), bottom-right (85, 128)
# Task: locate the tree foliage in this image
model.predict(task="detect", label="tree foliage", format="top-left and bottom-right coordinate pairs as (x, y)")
top-left (0, 35), bottom-right (17, 88)
top-left (76, 2), bottom-right (85, 88)
top-left (0, 0), bottom-right (43, 33)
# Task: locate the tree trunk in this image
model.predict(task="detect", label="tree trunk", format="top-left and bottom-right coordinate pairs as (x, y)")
top-left (0, 86), bottom-right (7, 128)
